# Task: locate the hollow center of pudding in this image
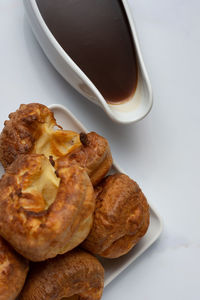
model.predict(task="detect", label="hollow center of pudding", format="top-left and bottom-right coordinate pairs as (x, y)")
top-left (21, 157), bottom-right (60, 212)
top-left (33, 121), bottom-right (81, 160)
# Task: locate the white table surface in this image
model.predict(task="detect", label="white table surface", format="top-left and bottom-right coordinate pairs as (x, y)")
top-left (0, 0), bottom-right (200, 299)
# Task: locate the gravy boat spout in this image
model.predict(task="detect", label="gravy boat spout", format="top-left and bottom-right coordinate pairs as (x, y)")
top-left (24, 0), bottom-right (152, 124)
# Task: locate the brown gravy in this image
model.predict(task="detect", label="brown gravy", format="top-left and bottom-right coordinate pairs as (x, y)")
top-left (36, 0), bottom-right (138, 104)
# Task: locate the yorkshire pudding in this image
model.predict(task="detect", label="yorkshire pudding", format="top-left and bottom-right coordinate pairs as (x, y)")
top-left (19, 248), bottom-right (104, 300)
top-left (82, 173), bottom-right (150, 258)
top-left (56, 132), bottom-right (113, 186)
top-left (0, 154), bottom-right (95, 261)
top-left (0, 236), bottom-right (29, 300)
top-left (0, 103), bottom-right (81, 168)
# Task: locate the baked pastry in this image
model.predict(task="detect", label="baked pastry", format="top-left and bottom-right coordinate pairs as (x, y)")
top-left (0, 154), bottom-right (95, 261)
top-left (82, 173), bottom-right (150, 258)
top-left (0, 236), bottom-right (29, 300)
top-left (0, 103), bottom-right (81, 168)
top-left (0, 104), bottom-right (112, 186)
top-left (19, 248), bottom-right (104, 300)
top-left (56, 132), bottom-right (113, 186)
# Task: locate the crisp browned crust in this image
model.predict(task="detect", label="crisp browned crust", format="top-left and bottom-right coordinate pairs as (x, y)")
top-left (19, 248), bottom-right (104, 300)
top-left (0, 103), bottom-right (81, 169)
top-left (0, 103), bottom-right (56, 168)
top-left (0, 154), bottom-right (95, 261)
top-left (56, 132), bottom-right (113, 186)
top-left (82, 173), bottom-right (150, 258)
top-left (0, 236), bottom-right (29, 300)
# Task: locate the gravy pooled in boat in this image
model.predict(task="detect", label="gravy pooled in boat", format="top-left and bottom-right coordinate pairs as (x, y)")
top-left (36, 0), bottom-right (138, 104)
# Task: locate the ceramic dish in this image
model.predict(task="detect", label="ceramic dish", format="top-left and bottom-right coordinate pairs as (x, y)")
top-left (49, 104), bottom-right (163, 286)
top-left (23, 0), bottom-right (153, 124)
top-left (0, 104), bottom-right (162, 286)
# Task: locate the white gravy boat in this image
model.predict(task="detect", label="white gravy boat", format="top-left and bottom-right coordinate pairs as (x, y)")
top-left (23, 0), bottom-right (153, 124)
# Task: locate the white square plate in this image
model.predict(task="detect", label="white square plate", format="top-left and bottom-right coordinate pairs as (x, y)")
top-left (48, 104), bottom-right (163, 287)
top-left (0, 104), bottom-right (163, 288)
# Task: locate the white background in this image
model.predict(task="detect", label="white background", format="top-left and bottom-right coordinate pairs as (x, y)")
top-left (0, 0), bottom-right (200, 299)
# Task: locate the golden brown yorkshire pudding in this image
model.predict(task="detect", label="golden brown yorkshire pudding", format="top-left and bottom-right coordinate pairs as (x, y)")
top-left (0, 236), bottom-right (29, 300)
top-left (0, 103), bottom-right (81, 168)
top-left (19, 248), bottom-right (104, 300)
top-left (56, 132), bottom-right (113, 186)
top-left (0, 154), bottom-right (95, 261)
top-left (82, 173), bottom-right (150, 258)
